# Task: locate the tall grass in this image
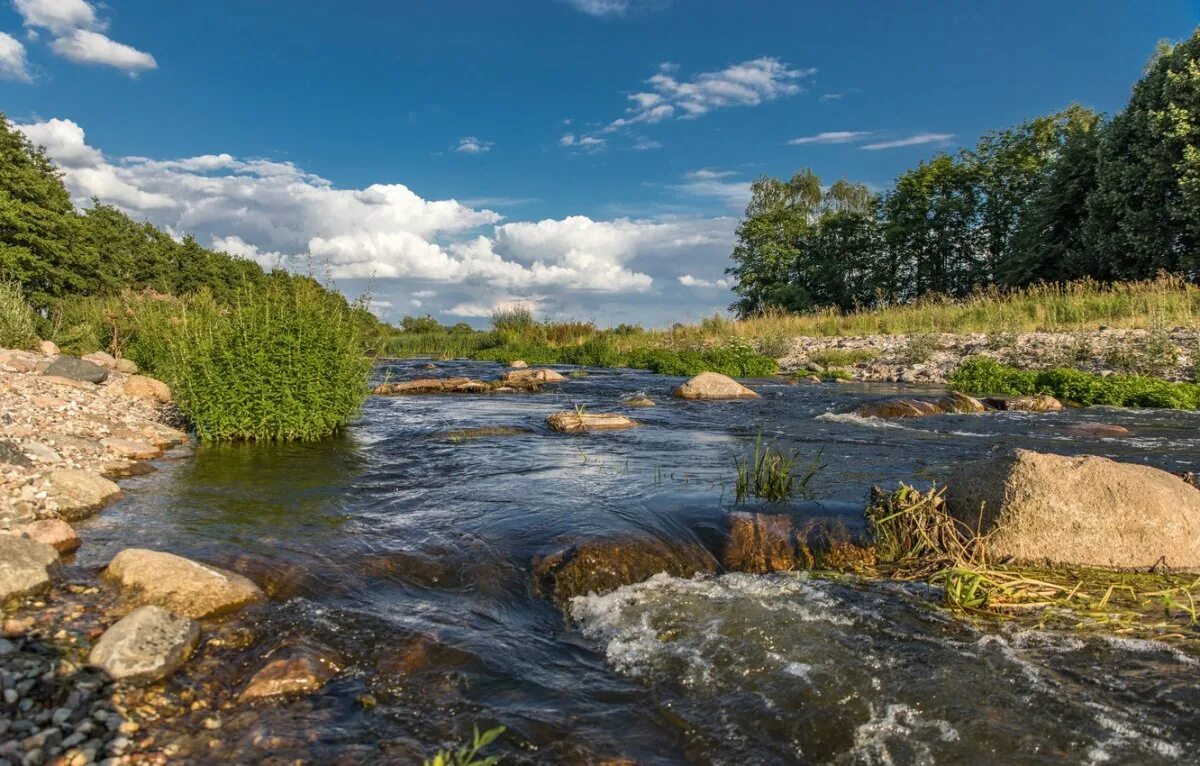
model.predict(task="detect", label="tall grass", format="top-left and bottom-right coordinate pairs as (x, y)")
top-left (734, 434), bottom-right (823, 503)
top-left (0, 279), bottom-right (38, 349)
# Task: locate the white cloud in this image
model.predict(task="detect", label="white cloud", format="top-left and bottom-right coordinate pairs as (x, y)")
top-left (678, 274), bottom-right (731, 289)
top-left (560, 0), bottom-right (669, 17)
top-left (559, 132), bottom-right (606, 152)
top-left (819, 93), bottom-right (844, 102)
top-left (0, 32), bottom-right (32, 81)
top-left (15, 0), bottom-right (156, 74)
top-left (631, 136), bottom-right (662, 151)
top-left (672, 169), bottom-right (751, 209)
top-left (454, 136), bottom-right (493, 154)
top-left (788, 130), bottom-right (873, 145)
top-left (861, 133), bottom-right (954, 151)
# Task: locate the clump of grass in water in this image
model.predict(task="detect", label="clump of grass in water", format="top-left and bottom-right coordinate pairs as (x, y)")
top-left (734, 434), bottom-right (823, 503)
top-left (423, 725), bottom-right (505, 766)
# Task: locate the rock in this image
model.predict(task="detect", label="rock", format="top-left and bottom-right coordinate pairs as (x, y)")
top-left (39, 374), bottom-right (89, 389)
top-left (19, 519), bottom-right (80, 554)
top-left (43, 356), bottom-right (108, 384)
top-left (723, 512), bottom-right (796, 574)
top-left (0, 349), bottom-right (40, 372)
top-left (502, 368), bottom-right (566, 385)
top-left (1060, 423), bottom-right (1133, 439)
top-left (88, 606), bottom-right (200, 686)
top-left (0, 439), bottom-right (33, 467)
top-left (441, 425), bottom-right (534, 440)
top-left (621, 395), bottom-right (656, 408)
top-left (81, 351), bottom-right (118, 369)
top-left (37, 340), bottom-right (59, 356)
top-left (546, 411), bottom-right (638, 433)
top-left (946, 449), bottom-right (1200, 570)
top-left (420, 362), bottom-right (439, 370)
top-left (23, 441), bottom-right (62, 464)
top-left (119, 375), bottom-right (171, 403)
top-left (801, 375), bottom-right (822, 384)
top-left (983, 394), bottom-right (1064, 412)
top-left (43, 470), bottom-right (122, 520)
top-left (114, 358), bottom-right (138, 374)
top-left (373, 377), bottom-right (489, 395)
top-left (533, 536), bottom-right (717, 607)
top-left (508, 360), bottom-right (529, 369)
top-left (935, 391), bottom-right (987, 414)
top-left (673, 372), bottom-right (760, 400)
top-left (0, 537), bottom-right (59, 602)
top-left (105, 549), bottom-right (266, 618)
top-left (854, 398), bottom-right (940, 419)
top-left (100, 438), bottom-right (160, 460)
top-left (239, 648), bottom-right (338, 701)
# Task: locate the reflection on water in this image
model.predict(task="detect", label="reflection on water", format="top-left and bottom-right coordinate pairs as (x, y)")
top-left (73, 360), bottom-right (1200, 764)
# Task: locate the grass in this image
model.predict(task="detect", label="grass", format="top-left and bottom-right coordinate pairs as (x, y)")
top-left (734, 434), bottom-right (823, 503)
top-left (804, 348), bottom-right (880, 368)
top-left (423, 725), bottom-right (505, 766)
top-left (0, 279), bottom-right (38, 349)
top-left (949, 355), bottom-right (1200, 409)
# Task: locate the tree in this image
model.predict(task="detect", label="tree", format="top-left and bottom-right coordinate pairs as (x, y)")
top-left (1085, 29), bottom-right (1200, 280)
top-left (400, 314), bottom-right (444, 333)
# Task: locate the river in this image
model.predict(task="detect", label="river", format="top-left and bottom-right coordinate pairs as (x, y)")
top-left (70, 360), bottom-right (1200, 764)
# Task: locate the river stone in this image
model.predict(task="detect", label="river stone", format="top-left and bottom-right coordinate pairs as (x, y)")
top-left (546, 411), bottom-right (638, 433)
top-left (37, 340), bottom-right (60, 356)
top-left (936, 391), bottom-right (987, 413)
top-left (622, 395), bottom-right (656, 408)
top-left (533, 536), bottom-right (718, 608)
top-left (120, 375), bottom-right (171, 402)
top-left (723, 512), bottom-right (796, 574)
top-left (43, 469), bottom-right (121, 520)
top-left (240, 647), bottom-right (338, 701)
top-left (508, 360), bottom-right (529, 369)
top-left (0, 536), bottom-right (60, 602)
top-left (374, 377), bottom-right (488, 395)
top-left (441, 425), bottom-right (534, 440)
top-left (1060, 423), bottom-right (1133, 438)
top-left (105, 548), bottom-right (267, 618)
top-left (854, 398), bottom-right (939, 419)
top-left (946, 449), bottom-right (1200, 571)
top-left (88, 605), bottom-right (200, 685)
top-left (114, 358), bottom-right (138, 374)
top-left (672, 372), bottom-right (760, 400)
top-left (101, 438), bottom-right (160, 460)
top-left (43, 356), bottom-right (109, 384)
top-left (983, 394), bottom-right (1064, 412)
top-left (19, 519), bottom-right (80, 554)
top-left (502, 368), bottom-right (567, 385)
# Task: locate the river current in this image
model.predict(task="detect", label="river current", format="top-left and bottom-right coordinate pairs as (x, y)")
top-left (70, 360), bottom-right (1200, 764)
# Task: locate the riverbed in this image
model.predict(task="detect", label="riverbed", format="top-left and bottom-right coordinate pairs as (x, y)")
top-left (70, 360), bottom-right (1200, 764)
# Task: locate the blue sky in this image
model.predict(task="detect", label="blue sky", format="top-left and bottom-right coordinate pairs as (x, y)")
top-left (1, 0), bottom-right (1196, 325)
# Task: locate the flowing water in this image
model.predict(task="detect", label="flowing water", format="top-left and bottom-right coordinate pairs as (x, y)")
top-left (72, 361), bottom-right (1200, 764)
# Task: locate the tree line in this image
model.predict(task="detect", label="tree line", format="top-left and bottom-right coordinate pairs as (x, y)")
top-left (728, 29), bottom-right (1200, 317)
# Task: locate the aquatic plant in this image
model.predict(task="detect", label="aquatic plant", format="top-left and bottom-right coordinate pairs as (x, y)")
top-left (423, 725), bottom-right (506, 766)
top-left (0, 279), bottom-right (37, 349)
top-left (864, 484), bottom-right (981, 574)
top-left (734, 434), bottom-right (823, 504)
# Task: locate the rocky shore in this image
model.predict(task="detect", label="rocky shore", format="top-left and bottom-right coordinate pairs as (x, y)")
top-left (780, 327), bottom-right (1200, 383)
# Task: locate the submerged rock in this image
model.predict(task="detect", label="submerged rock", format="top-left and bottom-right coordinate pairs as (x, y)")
top-left (854, 392), bottom-right (987, 419)
top-left (105, 548), bottom-right (267, 618)
top-left (88, 605), bottom-right (200, 686)
top-left (374, 377), bottom-right (489, 395)
top-left (935, 391), bottom-right (988, 414)
top-left (0, 536), bottom-right (60, 602)
top-left (43, 468), bottom-right (122, 520)
top-left (546, 411), bottom-right (638, 433)
top-left (622, 395), bottom-right (656, 408)
top-left (946, 449), bottom-right (1200, 570)
top-left (240, 646), bottom-right (339, 702)
top-left (673, 372), bottom-right (760, 400)
top-left (533, 536), bottom-right (717, 608)
top-left (43, 355), bottom-right (108, 384)
top-left (441, 425), bottom-right (535, 440)
top-left (1060, 423), bottom-right (1133, 438)
top-left (983, 394), bottom-right (1064, 412)
top-left (723, 512), bottom-right (796, 574)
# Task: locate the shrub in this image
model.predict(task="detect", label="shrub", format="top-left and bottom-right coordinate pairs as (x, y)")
top-left (0, 279), bottom-right (38, 349)
top-left (900, 332), bottom-right (943, 364)
top-left (161, 280), bottom-right (371, 441)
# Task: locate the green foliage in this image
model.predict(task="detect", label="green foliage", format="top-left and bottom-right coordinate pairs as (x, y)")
top-left (1100, 322), bottom-right (1180, 377)
top-left (805, 348), bottom-right (881, 368)
top-left (423, 725), bottom-right (505, 766)
top-left (734, 434), bottom-right (823, 504)
top-left (0, 279), bottom-right (37, 349)
top-left (400, 314), bottom-right (445, 334)
top-left (158, 280), bottom-right (371, 441)
top-left (900, 333), bottom-right (943, 364)
top-left (490, 305), bottom-right (535, 334)
top-left (949, 355), bottom-right (1200, 409)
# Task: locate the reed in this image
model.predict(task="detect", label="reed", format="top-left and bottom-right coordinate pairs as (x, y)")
top-left (734, 434), bottom-right (823, 503)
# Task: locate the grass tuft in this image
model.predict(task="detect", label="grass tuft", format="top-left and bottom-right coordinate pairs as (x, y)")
top-left (734, 434), bottom-right (823, 503)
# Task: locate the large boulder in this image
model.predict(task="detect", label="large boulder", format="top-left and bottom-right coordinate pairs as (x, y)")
top-left (0, 537), bottom-right (60, 602)
top-left (983, 394), bottom-right (1064, 412)
top-left (88, 605), bottom-right (200, 686)
top-left (723, 512), bottom-right (796, 574)
top-left (120, 375), bottom-right (171, 403)
top-left (935, 391), bottom-right (987, 414)
top-left (672, 372), bottom-right (759, 400)
top-left (546, 411), bottom-right (638, 433)
top-left (43, 469), bottom-right (122, 520)
top-left (533, 536), bottom-right (717, 608)
top-left (43, 356), bottom-right (108, 384)
top-left (105, 549), bottom-right (266, 618)
top-left (946, 449), bottom-right (1200, 570)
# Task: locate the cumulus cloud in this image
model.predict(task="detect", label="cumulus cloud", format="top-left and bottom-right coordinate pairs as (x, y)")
top-left (14, 115), bottom-right (740, 323)
top-left (861, 132), bottom-right (954, 150)
top-left (672, 169), bottom-right (751, 209)
top-left (559, 132), bottom-right (606, 152)
top-left (678, 274), bottom-right (731, 289)
top-left (788, 130), bottom-right (873, 145)
top-left (14, 0), bottom-right (156, 74)
top-left (0, 31), bottom-right (32, 81)
top-left (454, 136), bottom-right (493, 154)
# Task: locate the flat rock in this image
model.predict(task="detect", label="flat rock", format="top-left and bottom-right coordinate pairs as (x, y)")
top-left (672, 372), bottom-right (759, 400)
top-left (101, 438), bottom-right (160, 460)
top-left (374, 377), bottom-right (489, 395)
top-left (1060, 423), bottom-right (1133, 438)
top-left (105, 548), bottom-right (266, 618)
top-left (502, 368), bottom-right (567, 385)
top-left (240, 647), bottom-right (338, 701)
top-left (120, 375), bottom-right (171, 402)
top-left (88, 605), bottom-right (200, 686)
top-left (854, 398), bottom-right (939, 419)
top-left (19, 519), bottom-right (80, 554)
top-left (983, 394), bottom-right (1064, 412)
top-left (441, 425), bottom-right (534, 440)
top-left (0, 350), bottom-right (40, 372)
top-left (0, 536), bottom-right (60, 602)
top-left (81, 351), bottom-right (118, 369)
top-left (946, 449), bottom-right (1200, 570)
top-left (546, 411), bottom-right (638, 433)
top-left (43, 469), bottom-right (122, 521)
top-left (43, 356), bottom-right (109, 384)
top-left (723, 512), bottom-right (796, 574)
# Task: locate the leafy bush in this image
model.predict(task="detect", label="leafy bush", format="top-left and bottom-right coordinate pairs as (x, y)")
top-left (0, 279), bottom-right (38, 349)
top-left (160, 279), bottom-right (371, 441)
top-left (949, 355), bottom-right (1200, 410)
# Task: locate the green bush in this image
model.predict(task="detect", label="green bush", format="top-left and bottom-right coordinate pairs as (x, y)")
top-left (0, 280), bottom-right (38, 349)
top-left (160, 280), bottom-right (371, 441)
top-left (949, 355), bottom-right (1200, 410)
